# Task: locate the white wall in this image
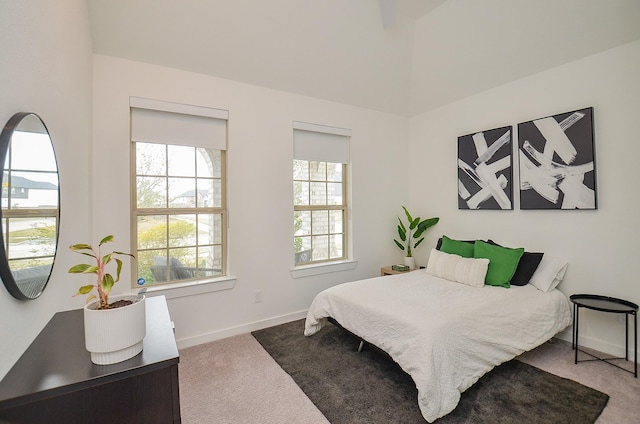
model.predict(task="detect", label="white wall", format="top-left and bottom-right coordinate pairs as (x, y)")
top-left (408, 39), bottom-right (640, 356)
top-left (0, 0), bottom-right (93, 379)
top-left (92, 55), bottom-right (409, 348)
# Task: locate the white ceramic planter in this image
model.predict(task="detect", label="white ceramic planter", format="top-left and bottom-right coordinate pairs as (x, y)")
top-left (84, 295), bottom-right (146, 365)
top-left (404, 256), bottom-right (416, 270)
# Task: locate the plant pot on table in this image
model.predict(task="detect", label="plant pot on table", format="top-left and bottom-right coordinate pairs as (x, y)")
top-left (403, 256), bottom-right (416, 270)
top-left (83, 294), bottom-right (146, 365)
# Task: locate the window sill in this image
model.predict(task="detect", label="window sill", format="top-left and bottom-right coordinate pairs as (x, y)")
top-left (135, 275), bottom-right (237, 300)
top-left (290, 259), bottom-right (358, 279)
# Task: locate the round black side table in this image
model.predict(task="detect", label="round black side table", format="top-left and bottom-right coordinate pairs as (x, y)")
top-left (570, 294), bottom-right (638, 378)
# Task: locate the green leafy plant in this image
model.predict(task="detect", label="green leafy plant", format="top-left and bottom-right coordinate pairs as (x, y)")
top-left (68, 235), bottom-right (135, 310)
top-left (393, 206), bottom-right (439, 257)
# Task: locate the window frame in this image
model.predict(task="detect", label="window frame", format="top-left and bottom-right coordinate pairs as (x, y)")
top-left (129, 98), bottom-right (229, 290)
top-left (293, 161), bottom-right (348, 265)
top-left (292, 121), bottom-right (351, 268)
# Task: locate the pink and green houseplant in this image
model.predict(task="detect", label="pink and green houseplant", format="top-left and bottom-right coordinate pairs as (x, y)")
top-left (69, 235), bottom-right (135, 310)
top-left (68, 235), bottom-right (146, 365)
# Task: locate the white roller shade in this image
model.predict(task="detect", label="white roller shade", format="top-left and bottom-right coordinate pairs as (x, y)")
top-left (293, 121), bottom-right (350, 164)
top-left (130, 97), bottom-right (228, 150)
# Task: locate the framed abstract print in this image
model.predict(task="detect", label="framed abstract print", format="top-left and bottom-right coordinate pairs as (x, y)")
top-left (518, 107), bottom-right (596, 210)
top-left (458, 126), bottom-right (513, 210)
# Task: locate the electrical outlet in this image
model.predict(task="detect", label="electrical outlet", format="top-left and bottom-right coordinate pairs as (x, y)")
top-left (253, 290), bottom-right (262, 303)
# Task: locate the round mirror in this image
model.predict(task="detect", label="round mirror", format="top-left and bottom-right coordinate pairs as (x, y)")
top-left (0, 113), bottom-right (59, 300)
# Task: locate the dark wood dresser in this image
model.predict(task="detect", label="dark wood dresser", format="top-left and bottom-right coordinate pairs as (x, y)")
top-left (0, 295), bottom-right (180, 423)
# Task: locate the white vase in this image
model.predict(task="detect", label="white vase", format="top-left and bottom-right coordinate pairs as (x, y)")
top-left (84, 295), bottom-right (146, 365)
top-left (403, 256), bottom-right (415, 270)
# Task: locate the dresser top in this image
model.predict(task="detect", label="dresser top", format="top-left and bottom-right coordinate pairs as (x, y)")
top-left (0, 295), bottom-right (179, 409)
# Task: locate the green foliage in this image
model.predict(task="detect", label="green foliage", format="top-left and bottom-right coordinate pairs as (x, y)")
top-left (137, 220), bottom-right (194, 250)
top-left (393, 206), bottom-right (439, 257)
top-left (68, 235), bottom-right (135, 310)
top-left (136, 220), bottom-right (197, 283)
top-left (35, 225), bottom-right (57, 242)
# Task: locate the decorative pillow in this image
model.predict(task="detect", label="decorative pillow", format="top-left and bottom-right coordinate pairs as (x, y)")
top-left (435, 237), bottom-right (475, 251)
top-left (473, 240), bottom-right (524, 288)
top-left (510, 252), bottom-right (544, 286)
top-left (487, 240), bottom-right (544, 286)
top-left (438, 235), bottom-right (475, 258)
top-left (529, 255), bottom-right (569, 292)
top-left (426, 248), bottom-right (489, 288)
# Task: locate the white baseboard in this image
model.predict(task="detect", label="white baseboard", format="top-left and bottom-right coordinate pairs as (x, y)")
top-left (176, 309), bottom-right (308, 350)
top-left (555, 328), bottom-right (633, 358)
top-left (575, 334), bottom-right (634, 358)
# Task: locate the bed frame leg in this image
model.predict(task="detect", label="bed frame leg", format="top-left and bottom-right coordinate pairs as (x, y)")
top-left (358, 340), bottom-right (365, 352)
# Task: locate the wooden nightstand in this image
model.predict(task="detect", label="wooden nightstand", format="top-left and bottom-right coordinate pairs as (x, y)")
top-left (381, 266), bottom-right (415, 276)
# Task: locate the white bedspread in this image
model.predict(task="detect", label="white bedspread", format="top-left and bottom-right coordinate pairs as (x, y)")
top-left (304, 270), bottom-right (572, 422)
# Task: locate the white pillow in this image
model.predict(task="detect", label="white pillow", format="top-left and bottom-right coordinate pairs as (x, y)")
top-left (528, 255), bottom-right (568, 292)
top-left (426, 248), bottom-right (489, 288)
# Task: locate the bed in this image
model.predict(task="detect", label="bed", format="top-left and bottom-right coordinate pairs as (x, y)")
top-left (304, 268), bottom-right (572, 422)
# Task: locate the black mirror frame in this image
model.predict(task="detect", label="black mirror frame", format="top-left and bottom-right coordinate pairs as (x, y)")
top-left (0, 112), bottom-right (60, 300)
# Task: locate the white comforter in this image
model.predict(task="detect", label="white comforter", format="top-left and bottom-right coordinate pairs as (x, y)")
top-left (304, 270), bottom-right (572, 422)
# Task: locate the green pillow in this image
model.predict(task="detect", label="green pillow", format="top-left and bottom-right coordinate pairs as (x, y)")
top-left (440, 235), bottom-right (475, 258)
top-left (473, 240), bottom-right (524, 288)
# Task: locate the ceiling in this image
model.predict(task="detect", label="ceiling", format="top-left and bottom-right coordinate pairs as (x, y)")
top-left (87, 0), bottom-right (640, 117)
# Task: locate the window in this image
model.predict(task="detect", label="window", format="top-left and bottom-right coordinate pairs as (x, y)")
top-left (130, 97), bottom-right (228, 287)
top-left (293, 122), bottom-right (350, 265)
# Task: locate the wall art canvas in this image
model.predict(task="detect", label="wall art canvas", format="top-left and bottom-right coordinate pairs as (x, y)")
top-left (518, 107), bottom-right (596, 210)
top-left (457, 126), bottom-right (513, 210)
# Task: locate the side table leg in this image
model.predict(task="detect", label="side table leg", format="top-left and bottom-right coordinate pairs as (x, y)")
top-left (572, 303), bottom-right (576, 350)
top-left (626, 313), bottom-right (629, 361)
top-left (575, 306), bottom-right (580, 364)
top-left (634, 312), bottom-right (637, 378)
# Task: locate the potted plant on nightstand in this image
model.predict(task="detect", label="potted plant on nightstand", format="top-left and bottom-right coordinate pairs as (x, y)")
top-left (69, 235), bottom-right (145, 365)
top-left (393, 206), bottom-right (439, 269)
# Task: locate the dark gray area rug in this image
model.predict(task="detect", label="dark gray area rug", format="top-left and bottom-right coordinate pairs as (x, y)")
top-left (252, 319), bottom-right (609, 424)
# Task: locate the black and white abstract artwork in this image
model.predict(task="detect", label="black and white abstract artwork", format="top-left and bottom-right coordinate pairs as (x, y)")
top-left (518, 107), bottom-right (596, 210)
top-left (457, 126), bottom-right (513, 210)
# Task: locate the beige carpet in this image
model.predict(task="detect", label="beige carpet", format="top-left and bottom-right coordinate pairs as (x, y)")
top-left (179, 333), bottom-right (329, 424)
top-left (179, 333), bottom-right (639, 424)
